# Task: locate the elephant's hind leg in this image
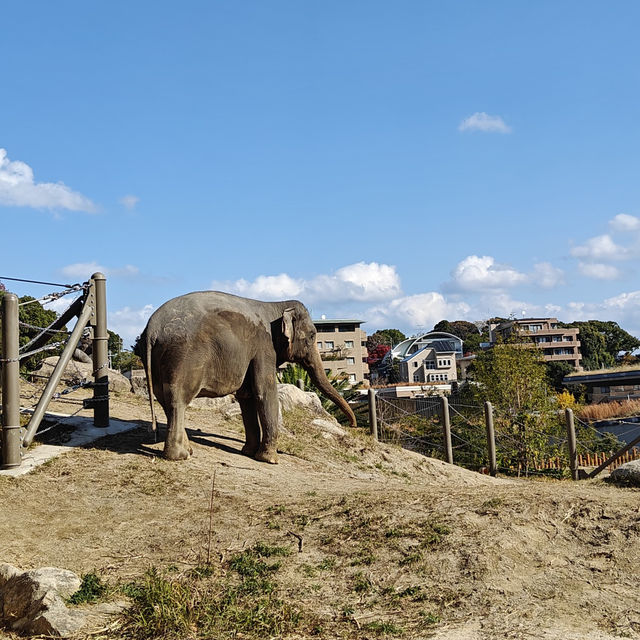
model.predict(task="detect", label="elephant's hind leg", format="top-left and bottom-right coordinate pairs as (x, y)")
top-left (162, 384), bottom-right (192, 461)
top-left (237, 395), bottom-right (261, 457)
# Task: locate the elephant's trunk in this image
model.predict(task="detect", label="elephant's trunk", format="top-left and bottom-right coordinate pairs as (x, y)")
top-left (304, 350), bottom-right (357, 427)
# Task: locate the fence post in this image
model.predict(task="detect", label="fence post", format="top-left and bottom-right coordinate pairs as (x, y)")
top-left (484, 401), bottom-right (497, 477)
top-left (440, 395), bottom-right (453, 464)
top-left (91, 273), bottom-right (109, 428)
top-left (1, 293), bottom-right (21, 469)
top-left (296, 378), bottom-right (305, 391)
top-left (565, 408), bottom-right (578, 481)
top-left (368, 388), bottom-right (378, 441)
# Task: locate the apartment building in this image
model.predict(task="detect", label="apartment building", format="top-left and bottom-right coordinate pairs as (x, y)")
top-left (490, 317), bottom-right (582, 369)
top-left (313, 318), bottom-right (369, 384)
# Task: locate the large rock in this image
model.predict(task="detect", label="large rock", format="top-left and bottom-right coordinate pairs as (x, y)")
top-left (609, 460), bottom-right (640, 486)
top-left (277, 384), bottom-right (325, 414)
top-left (36, 357), bottom-right (131, 393)
top-left (0, 564), bottom-right (85, 637)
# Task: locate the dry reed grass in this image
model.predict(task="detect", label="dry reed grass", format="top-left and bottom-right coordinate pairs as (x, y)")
top-left (578, 398), bottom-right (640, 422)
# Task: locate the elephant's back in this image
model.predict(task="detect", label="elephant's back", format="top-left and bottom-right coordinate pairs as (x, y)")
top-left (146, 291), bottom-right (266, 345)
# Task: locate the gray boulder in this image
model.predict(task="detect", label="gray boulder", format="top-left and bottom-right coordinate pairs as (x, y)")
top-left (277, 384), bottom-right (325, 414)
top-left (36, 356), bottom-right (131, 393)
top-left (609, 460), bottom-right (640, 486)
top-left (0, 564), bottom-right (85, 637)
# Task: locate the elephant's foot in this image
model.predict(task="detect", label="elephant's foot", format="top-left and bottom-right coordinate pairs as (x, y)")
top-left (254, 447), bottom-right (279, 464)
top-left (163, 443), bottom-right (193, 461)
top-left (241, 443), bottom-right (259, 457)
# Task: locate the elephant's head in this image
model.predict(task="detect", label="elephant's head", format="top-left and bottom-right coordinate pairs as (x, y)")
top-left (276, 303), bottom-right (357, 428)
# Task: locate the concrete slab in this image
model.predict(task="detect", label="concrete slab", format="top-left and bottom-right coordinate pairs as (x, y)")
top-left (0, 414), bottom-right (140, 478)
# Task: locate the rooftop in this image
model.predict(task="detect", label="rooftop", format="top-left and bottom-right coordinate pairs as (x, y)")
top-left (313, 318), bottom-right (364, 325)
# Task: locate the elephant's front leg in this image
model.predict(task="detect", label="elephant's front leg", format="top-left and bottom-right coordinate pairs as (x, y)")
top-left (237, 395), bottom-right (261, 457)
top-left (251, 358), bottom-right (279, 464)
top-left (161, 385), bottom-right (192, 461)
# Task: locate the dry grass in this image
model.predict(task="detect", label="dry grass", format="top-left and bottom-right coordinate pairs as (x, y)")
top-left (578, 398), bottom-right (640, 422)
top-left (2, 391), bottom-right (640, 639)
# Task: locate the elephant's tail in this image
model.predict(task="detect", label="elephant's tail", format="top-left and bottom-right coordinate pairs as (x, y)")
top-left (143, 329), bottom-right (158, 434)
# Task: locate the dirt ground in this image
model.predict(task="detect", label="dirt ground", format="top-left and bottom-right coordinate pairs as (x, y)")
top-left (1, 386), bottom-right (640, 639)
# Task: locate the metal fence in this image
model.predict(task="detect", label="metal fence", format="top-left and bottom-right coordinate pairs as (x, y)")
top-left (1, 273), bottom-right (109, 469)
top-left (368, 389), bottom-right (637, 480)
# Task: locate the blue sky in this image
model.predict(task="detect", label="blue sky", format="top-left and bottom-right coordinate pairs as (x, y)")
top-left (2, 1), bottom-right (640, 346)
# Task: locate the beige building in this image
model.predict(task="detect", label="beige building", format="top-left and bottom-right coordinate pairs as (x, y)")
top-left (490, 317), bottom-right (582, 369)
top-left (398, 341), bottom-right (457, 384)
top-left (313, 318), bottom-right (369, 385)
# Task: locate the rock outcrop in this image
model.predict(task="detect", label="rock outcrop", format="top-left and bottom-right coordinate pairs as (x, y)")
top-left (36, 357), bottom-right (131, 394)
top-left (0, 564), bottom-right (85, 637)
top-left (609, 460), bottom-right (640, 486)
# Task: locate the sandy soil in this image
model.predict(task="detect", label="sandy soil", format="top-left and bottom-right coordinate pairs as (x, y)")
top-left (1, 387), bottom-right (639, 639)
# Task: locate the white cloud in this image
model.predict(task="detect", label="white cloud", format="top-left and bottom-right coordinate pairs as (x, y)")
top-left (367, 292), bottom-right (471, 331)
top-left (212, 262), bottom-right (402, 304)
top-left (109, 304), bottom-right (155, 348)
top-left (577, 262), bottom-right (621, 280)
top-left (448, 255), bottom-right (527, 291)
top-left (119, 194), bottom-right (140, 210)
top-left (570, 234), bottom-right (627, 261)
top-left (532, 262), bottom-right (565, 288)
top-left (610, 213), bottom-right (640, 232)
top-left (61, 262), bottom-right (140, 280)
top-left (0, 148), bottom-right (96, 212)
top-left (217, 274), bottom-right (304, 300)
top-left (458, 112), bottom-right (512, 134)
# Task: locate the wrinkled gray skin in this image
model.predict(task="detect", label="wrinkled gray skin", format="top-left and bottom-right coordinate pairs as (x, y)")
top-left (135, 291), bottom-right (356, 463)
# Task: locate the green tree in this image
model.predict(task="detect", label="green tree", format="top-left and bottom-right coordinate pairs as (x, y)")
top-left (562, 320), bottom-right (640, 370)
top-left (472, 338), bottom-right (560, 471)
top-left (366, 329), bottom-right (406, 351)
top-left (545, 361), bottom-right (575, 392)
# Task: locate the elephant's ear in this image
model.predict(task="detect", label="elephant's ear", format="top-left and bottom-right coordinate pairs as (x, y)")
top-left (282, 308), bottom-right (296, 345)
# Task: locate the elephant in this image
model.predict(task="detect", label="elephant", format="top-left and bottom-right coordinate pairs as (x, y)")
top-left (134, 291), bottom-right (357, 463)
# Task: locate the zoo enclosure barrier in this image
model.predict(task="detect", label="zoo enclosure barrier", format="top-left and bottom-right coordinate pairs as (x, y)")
top-left (1, 273), bottom-right (109, 469)
top-left (365, 390), bottom-right (636, 481)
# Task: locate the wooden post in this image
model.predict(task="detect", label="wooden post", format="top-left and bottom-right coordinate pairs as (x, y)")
top-left (565, 408), bottom-right (579, 481)
top-left (1, 293), bottom-right (21, 469)
top-left (368, 388), bottom-right (378, 441)
top-left (440, 396), bottom-right (453, 464)
top-left (484, 401), bottom-right (497, 477)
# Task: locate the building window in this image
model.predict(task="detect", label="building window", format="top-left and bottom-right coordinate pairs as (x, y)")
top-left (361, 341), bottom-right (366, 347)
top-left (563, 336), bottom-right (573, 342)
top-left (413, 362), bottom-right (418, 367)
top-left (325, 341), bottom-right (334, 350)
top-left (553, 336), bottom-right (562, 342)
top-left (317, 342), bottom-right (323, 349)
top-left (339, 325), bottom-right (355, 332)
top-left (600, 386), bottom-right (610, 394)
top-left (348, 374), bottom-right (356, 383)
top-left (316, 325), bottom-right (335, 332)
top-left (345, 340), bottom-right (354, 348)
top-left (324, 369), bottom-right (331, 375)
top-left (347, 357), bottom-right (355, 365)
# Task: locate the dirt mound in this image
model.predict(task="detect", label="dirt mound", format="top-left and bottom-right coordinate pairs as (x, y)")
top-left (0, 390), bottom-right (639, 639)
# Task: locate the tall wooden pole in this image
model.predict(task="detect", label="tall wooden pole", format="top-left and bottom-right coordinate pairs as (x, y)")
top-left (368, 388), bottom-right (378, 441)
top-left (484, 401), bottom-right (497, 477)
top-left (565, 408), bottom-right (578, 481)
top-left (440, 396), bottom-right (453, 464)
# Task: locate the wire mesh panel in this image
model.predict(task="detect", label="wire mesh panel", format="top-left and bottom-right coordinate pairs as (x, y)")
top-left (375, 395), bottom-right (445, 460)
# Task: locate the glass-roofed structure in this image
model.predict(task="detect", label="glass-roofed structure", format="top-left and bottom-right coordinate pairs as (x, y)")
top-left (387, 332), bottom-right (464, 362)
